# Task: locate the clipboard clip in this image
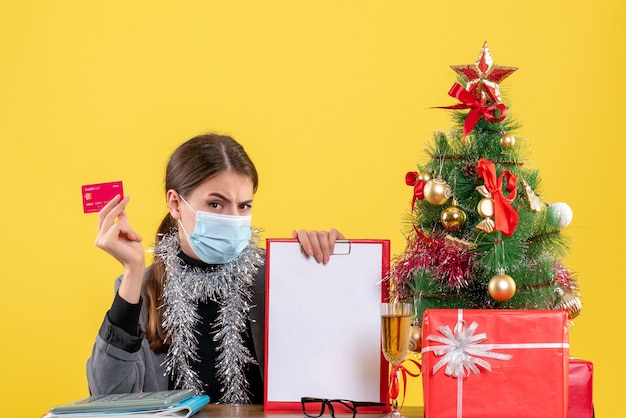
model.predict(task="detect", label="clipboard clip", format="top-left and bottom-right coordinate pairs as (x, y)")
top-left (300, 239), bottom-right (352, 256)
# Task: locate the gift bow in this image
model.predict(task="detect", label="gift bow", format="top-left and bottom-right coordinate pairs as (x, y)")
top-left (438, 83), bottom-right (507, 140)
top-left (425, 320), bottom-right (512, 378)
top-left (477, 158), bottom-right (519, 237)
top-left (405, 171), bottom-right (425, 210)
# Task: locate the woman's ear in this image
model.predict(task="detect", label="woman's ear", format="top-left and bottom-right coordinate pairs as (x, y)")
top-left (166, 189), bottom-right (182, 220)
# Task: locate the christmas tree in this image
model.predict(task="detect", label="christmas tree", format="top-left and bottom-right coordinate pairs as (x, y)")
top-left (390, 42), bottom-right (581, 328)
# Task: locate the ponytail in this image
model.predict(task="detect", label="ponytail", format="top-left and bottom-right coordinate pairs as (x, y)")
top-left (144, 213), bottom-right (176, 353)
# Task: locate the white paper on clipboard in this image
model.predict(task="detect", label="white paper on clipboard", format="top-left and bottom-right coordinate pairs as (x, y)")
top-left (264, 239), bottom-right (390, 411)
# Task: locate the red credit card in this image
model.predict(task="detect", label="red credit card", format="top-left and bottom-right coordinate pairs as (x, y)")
top-left (81, 181), bottom-right (124, 213)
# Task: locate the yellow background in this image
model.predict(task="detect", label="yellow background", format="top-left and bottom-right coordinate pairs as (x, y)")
top-left (1, 1), bottom-right (623, 416)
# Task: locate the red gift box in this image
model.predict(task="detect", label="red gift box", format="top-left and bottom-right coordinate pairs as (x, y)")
top-left (568, 358), bottom-right (594, 418)
top-left (421, 309), bottom-right (569, 418)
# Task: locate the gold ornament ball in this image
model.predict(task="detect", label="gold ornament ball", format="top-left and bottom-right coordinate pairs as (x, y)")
top-left (408, 325), bottom-right (422, 353)
top-left (559, 292), bottom-right (582, 320)
top-left (441, 205), bottom-right (467, 231)
top-left (423, 178), bottom-right (451, 205)
top-left (488, 273), bottom-right (517, 302)
top-left (500, 133), bottom-right (516, 148)
top-left (418, 171), bottom-right (432, 183)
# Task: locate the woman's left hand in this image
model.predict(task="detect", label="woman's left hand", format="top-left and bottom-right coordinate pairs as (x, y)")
top-left (292, 228), bottom-right (345, 264)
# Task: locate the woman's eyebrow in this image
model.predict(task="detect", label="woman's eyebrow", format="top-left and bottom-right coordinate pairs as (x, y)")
top-left (206, 192), bottom-right (253, 206)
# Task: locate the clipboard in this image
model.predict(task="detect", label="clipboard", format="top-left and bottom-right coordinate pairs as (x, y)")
top-left (264, 238), bottom-right (390, 412)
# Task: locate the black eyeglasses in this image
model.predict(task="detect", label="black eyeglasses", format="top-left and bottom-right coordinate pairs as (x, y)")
top-left (301, 397), bottom-right (386, 418)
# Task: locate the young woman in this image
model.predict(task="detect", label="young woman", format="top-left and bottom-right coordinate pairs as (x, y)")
top-left (87, 133), bottom-right (343, 404)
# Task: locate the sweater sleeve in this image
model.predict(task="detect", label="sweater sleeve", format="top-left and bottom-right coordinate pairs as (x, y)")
top-left (98, 294), bottom-right (144, 353)
top-left (87, 313), bottom-right (147, 395)
top-left (86, 273), bottom-right (159, 395)
top-left (106, 291), bottom-right (143, 342)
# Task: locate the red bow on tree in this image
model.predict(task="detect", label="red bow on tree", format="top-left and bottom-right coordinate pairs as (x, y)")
top-left (477, 158), bottom-right (519, 236)
top-left (438, 83), bottom-right (507, 140)
top-left (405, 171), bottom-right (425, 210)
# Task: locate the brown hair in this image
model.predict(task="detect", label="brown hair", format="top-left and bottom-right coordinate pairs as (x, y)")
top-left (144, 133), bottom-right (258, 352)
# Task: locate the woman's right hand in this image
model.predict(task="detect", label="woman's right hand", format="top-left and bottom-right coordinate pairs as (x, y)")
top-left (95, 195), bottom-right (145, 303)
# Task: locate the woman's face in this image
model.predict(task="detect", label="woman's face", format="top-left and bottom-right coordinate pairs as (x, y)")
top-left (167, 169), bottom-right (254, 260)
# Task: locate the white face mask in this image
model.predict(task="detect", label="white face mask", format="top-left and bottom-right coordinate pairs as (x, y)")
top-left (178, 196), bottom-right (251, 264)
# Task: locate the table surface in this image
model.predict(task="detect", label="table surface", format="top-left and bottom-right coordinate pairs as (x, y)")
top-left (195, 404), bottom-right (424, 417)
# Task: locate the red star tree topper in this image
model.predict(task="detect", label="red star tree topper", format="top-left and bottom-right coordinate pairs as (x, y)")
top-left (451, 41), bottom-right (517, 104)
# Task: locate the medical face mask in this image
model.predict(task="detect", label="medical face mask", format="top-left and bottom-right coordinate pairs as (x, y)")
top-left (178, 196), bottom-right (252, 264)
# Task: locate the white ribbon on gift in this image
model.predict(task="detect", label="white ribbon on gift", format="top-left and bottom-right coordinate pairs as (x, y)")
top-left (423, 319), bottom-right (512, 377)
top-left (421, 309), bottom-right (570, 418)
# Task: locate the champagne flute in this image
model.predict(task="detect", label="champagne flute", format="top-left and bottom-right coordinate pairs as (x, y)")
top-left (380, 302), bottom-right (412, 418)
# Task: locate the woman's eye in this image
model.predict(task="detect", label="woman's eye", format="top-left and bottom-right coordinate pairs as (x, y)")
top-left (208, 202), bottom-right (222, 209)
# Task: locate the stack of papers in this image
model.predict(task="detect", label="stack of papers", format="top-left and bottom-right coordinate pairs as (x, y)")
top-left (43, 390), bottom-right (210, 418)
